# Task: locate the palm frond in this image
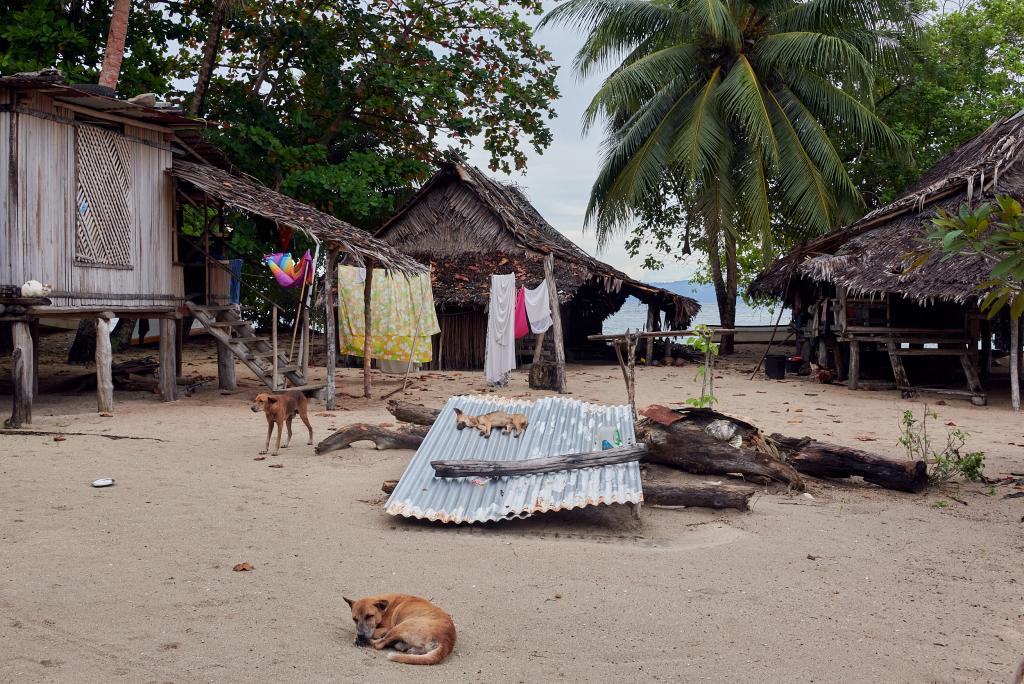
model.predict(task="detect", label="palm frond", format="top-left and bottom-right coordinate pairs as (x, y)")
top-left (752, 31), bottom-right (873, 87)
top-left (716, 55), bottom-right (779, 166)
top-left (669, 67), bottom-right (728, 184)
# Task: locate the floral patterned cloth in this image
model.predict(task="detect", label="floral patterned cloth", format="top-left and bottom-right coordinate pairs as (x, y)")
top-left (337, 266), bottom-right (439, 362)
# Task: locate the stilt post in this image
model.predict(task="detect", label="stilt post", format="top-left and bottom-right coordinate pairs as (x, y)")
top-left (95, 312), bottom-right (114, 413)
top-left (158, 318), bottom-right (177, 401)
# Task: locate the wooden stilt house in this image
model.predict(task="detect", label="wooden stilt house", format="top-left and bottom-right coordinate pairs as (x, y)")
top-left (749, 108), bottom-right (1024, 404)
top-left (1, 70), bottom-right (424, 425)
top-left (375, 163), bottom-right (699, 369)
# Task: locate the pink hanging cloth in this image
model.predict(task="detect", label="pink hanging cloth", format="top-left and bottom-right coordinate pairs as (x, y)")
top-left (514, 287), bottom-right (530, 339)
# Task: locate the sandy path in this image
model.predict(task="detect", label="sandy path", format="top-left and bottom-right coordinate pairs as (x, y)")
top-left (1, 341), bottom-right (1022, 683)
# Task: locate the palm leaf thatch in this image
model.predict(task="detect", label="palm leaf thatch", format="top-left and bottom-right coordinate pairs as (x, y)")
top-left (376, 163), bottom-right (699, 323)
top-left (749, 109), bottom-right (1024, 303)
top-left (170, 160), bottom-right (426, 274)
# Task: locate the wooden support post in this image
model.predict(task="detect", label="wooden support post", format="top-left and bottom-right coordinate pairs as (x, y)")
top-left (271, 304), bottom-right (280, 391)
top-left (645, 305), bottom-right (656, 364)
top-left (981, 319), bottom-right (992, 376)
top-left (174, 317), bottom-right (184, 378)
top-left (6, 322), bottom-right (33, 427)
top-left (325, 250), bottom-right (338, 410)
top-left (363, 260), bottom-right (374, 399)
top-left (95, 313), bottom-right (114, 413)
top-left (301, 305), bottom-right (310, 376)
top-left (29, 318), bottom-right (39, 398)
top-left (886, 340), bottom-right (910, 389)
top-left (848, 340), bottom-right (860, 390)
top-left (158, 318), bottom-right (177, 401)
top-left (531, 331), bottom-right (546, 366)
top-left (216, 338), bottom-right (236, 391)
top-left (543, 254), bottom-right (567, 393)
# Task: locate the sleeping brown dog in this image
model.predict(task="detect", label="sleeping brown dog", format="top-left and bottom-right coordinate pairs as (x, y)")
top-left (250, 390), bottom-right (313, 455)
top-left (453, 408), bottom-right (528, 438)
top-left (345, 594), bottom-right (456, 665)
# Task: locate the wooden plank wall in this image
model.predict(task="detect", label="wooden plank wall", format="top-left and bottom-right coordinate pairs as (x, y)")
top-left (0, 89), bottom-right (11, 289)
top-left (0, 88), bottom-right (181, 311)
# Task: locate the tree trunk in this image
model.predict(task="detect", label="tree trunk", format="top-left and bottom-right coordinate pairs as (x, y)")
top-left (315, 423), bottom-right (429, 454)
top-left (706, 222), bottom-right (736, 355)
top-left (188, 0), bottom-right (229, 117)
top-left (771, 434), bottom-right (928, 493)
top-left (386, 400), bottom-right (441, 426)
top-left (642, 481), bottom-right (755, 511)
top-left (1011, 315), bottom-right (1020, 412)
top-left (98, 0), bottom-right (132, 90)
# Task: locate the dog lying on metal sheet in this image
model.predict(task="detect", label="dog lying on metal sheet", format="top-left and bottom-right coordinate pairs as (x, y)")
top-left (345, 594), bottom-right (456, 665)
top-left (250, 390), bottom-right (313, 455)
top-left (453, 407), bottom-right (528, 438)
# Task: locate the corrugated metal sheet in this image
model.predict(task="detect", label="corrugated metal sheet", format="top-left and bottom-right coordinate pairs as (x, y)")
top-left (385, 395), bottom-right (642, 524)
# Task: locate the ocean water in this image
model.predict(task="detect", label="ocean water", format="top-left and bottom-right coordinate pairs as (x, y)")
top-left (603, 296), bottom-right (777, 334)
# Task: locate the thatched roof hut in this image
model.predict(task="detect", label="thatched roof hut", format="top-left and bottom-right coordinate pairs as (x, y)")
top-left (750, 109), bottom-right (1024, 303)
top-left (376, 163), bottom-right (698, 368)
top-left (747, 109), bottom-right (1024, 403)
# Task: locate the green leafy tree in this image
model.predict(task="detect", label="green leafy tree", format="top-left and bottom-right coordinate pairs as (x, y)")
top-left (923, 196), bottom-right (1024, 410)
top-left (176, 0), bottom-right (559, 232)
top-left (855, 0), bottom-right (1024, 206)
top-left (543, 0), bottom-right (915, 353)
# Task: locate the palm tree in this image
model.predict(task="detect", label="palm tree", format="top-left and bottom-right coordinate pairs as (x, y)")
top-left (98, 0), bottom-right (132, 90)
top-left (543, 0), bottom-right (917, 352)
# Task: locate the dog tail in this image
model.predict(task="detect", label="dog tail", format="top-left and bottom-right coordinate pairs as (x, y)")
top-left (387, 637), bottom-right (453, 666)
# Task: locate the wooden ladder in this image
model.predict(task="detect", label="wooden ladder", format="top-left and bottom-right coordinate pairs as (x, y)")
top-left (186, 302), bottom-right (321, 393)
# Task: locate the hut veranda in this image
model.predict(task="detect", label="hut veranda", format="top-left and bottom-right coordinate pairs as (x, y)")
top-left (375, 162), bottom-right (699, 370)
top-left (750, 108), bottom-right (1024, 405)
top-left (0, 70), bottom-right (424, 426)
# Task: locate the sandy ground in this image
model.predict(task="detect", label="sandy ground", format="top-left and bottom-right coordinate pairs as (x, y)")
top-left (1, 335), bottom-right (1023, 683)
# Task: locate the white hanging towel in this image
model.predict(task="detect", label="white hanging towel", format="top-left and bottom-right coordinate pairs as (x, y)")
top-left (484, 273), bottom-right (517, 384)
top-left (523, 280), bottom-right (553, 334)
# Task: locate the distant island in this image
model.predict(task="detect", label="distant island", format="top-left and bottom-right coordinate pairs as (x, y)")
top-left (648, 280), bottom-right (719, 302)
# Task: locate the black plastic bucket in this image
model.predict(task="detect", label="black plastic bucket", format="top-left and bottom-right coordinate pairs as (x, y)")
top-left (765, 354), bottom-right (787, 380)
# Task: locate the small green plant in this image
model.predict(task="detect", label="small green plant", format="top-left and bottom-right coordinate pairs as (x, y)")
top-left (931, 500), bottom-right (948, 509)
top-left (685, 325), bottom-right (719, 408)
top-left (898, 406), bottom-right (986, 484)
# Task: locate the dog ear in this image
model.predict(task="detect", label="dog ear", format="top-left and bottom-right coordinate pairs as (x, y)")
top-left (343, 596), bottom-right (355, 608)
top-left (373, 599), bottom-right (389, 612)
top-left (453, 408), bottom-right (463, 416)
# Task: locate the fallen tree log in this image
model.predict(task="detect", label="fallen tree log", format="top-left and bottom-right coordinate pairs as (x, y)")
top-left (638, 407), bottom-right (805, 490)
top-left (771, 434), bottom-right (928, 493)
top-left (315, 423), bottom-right (429, 454)
top-left (642, 481), bottom-right (755, 511)
top-left (431, 445), bottom-right (647, 478)
top-left (386, 400), bottom-right (441, 426)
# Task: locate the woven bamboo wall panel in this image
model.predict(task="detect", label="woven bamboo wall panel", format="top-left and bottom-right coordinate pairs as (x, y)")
top-left (75, 124), bottom-right (133, 267)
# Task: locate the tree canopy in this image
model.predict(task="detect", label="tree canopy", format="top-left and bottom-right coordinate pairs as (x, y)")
top-left (0, 0), bottom-right (560, 230)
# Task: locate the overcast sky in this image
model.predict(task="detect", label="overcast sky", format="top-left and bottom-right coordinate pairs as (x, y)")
top-left (460, 4), bottom-right (701, 284)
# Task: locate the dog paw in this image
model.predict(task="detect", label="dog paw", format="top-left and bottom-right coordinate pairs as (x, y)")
top-left (258, 450), bottom-right (268, 455)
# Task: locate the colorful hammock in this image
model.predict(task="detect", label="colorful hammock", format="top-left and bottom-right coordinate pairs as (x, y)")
top-left (265, 250), bottom-right (313, 288)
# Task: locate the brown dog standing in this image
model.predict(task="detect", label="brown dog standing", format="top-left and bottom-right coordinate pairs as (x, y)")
top-left (345, 594), bottom-right (456, 665)
top-left (250, 390), bottom-right (313, 455)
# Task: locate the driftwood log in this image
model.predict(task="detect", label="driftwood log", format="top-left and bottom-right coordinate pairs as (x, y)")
top-left (431, 445), bottom-right (647, 478)
top-left (642, 481), bottom-right (755, 511)
top-left (386, 400), bottom-right (441, 426)
top-left (315, 423), bottom-right (429, 454)
top-left (638, 405), bottom-right (926, 493)
top-left (638, 407), bottom-right (805, 490)
top-left (771, 434), bottom-right (928, 493)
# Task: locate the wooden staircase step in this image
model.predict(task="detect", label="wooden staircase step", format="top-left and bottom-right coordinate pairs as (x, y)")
top-left (210, 320), bottom-right (249, 328)
top-left (189, 304), bottom-right (237, 312)
top-left (231, 335), bottom-right (269, 345)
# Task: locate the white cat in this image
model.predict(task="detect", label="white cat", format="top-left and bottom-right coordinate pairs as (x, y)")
top-left (21, 280), bottom-right (52, 297)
